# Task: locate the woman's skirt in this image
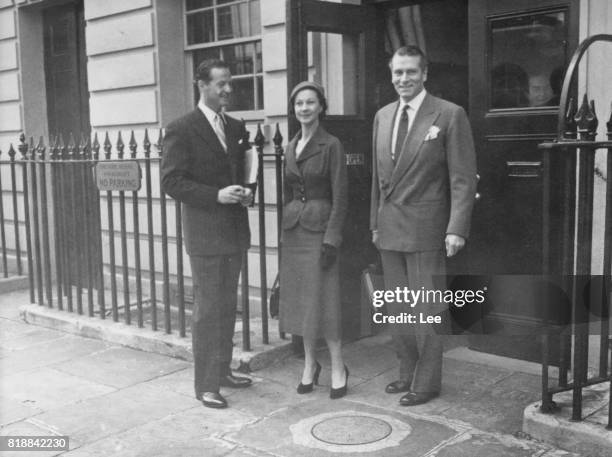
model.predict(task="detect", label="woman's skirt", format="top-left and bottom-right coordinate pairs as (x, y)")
top-left (279, 225), bottom-right (341, 340)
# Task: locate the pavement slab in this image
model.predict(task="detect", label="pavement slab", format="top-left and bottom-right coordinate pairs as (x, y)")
top-left (0, 290), bottom-right (30, 319)
top-left (0, 326), bottom-right (65, 351)
top-left (0, 334), bottom-right (110, 374)
top-left (0, 395), bottom-right (43, 426)
top-left (0, 318), bottom-right (42, 342)
top-left (1, 366), bottom-right (116, 411)
top-left (60, 406), bottom-right (257, 457)
top-left (228, 377), bottom-right (326, 417)
top-left (52, 346), bottom-right (190, 389)
top-left (141, 366), bottom-right (194, 398)
top-left (33, 383), bottom-right (197, 445)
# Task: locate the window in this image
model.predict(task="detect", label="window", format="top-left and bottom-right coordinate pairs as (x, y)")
top-left (185, 0), bottom-right (263, 111)
top-left (489, 10), bottom-right (568, 110)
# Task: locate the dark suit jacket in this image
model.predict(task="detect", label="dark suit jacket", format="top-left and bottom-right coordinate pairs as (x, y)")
top-left (161, 109), bottom-right (250, 256)
top-left (370, 93), bottom-right (477, 252)
top-left (282, 126), bottom-right (348, 248)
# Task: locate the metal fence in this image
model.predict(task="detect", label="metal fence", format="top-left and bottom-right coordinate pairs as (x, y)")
top-left (0, 123), bottom-right (285, 351)
top-left (0, 144), bottom-right (25, 280)
top-left (538, 34), bottom-right (612, 429)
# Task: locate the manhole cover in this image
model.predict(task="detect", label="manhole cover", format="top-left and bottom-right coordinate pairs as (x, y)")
top-left (311, 415), bottom-right (393, 445)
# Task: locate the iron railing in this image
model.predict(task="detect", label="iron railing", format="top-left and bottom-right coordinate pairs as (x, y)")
top-left (0, 123), bottom-right (286, 351)
top-left (0, 144), bottom-right (26, 281)
top-left (538, 34), bottom-right (612, 429)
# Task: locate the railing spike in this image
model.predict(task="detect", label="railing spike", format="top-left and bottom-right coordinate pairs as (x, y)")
top-left (103, 131), bottom-right (112, 159)
top-left (117, 131), bottom-right (125, 159)
top-left (92, 132), bottom-right (100, 160)
top-left (37, 136), bottom-right (46, 160)
top-left (588, 99), bottom-right (598, 138)
top-left (254, 123), bottom-right (265, 147)
top-left (156, 128), bottom-right (163, 156)
top-left (143, 128), bottom-right (151, 154)
top-left (273, 123), bottom-right (283, 146)
top-left (18, 133), bottom-right (27, 158)
top-left (129, 130), bottom-right (137, 158)
top-left (8, 143), bottom-right (16, 160)
top-left (575, 94), bottom-right (591, 140)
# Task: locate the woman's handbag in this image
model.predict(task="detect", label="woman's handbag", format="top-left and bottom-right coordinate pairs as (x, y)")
top-left (269, 274), bottom-right (280, 318)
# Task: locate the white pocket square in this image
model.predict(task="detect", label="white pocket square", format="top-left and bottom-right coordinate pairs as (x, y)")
top-left (424, 125), bottom-right (440, 141)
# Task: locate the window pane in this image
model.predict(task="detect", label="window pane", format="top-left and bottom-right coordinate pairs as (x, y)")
top-left (221, 43), bottom-right (254, 75)
top-left (217, 0), bottom-right (237, 4)
top-left (192, 48), bottom-right (221, 70)
top-left (490, 11), bottom-right (567, 109)
top-left (250, 0), bottom-right (261, 36)
top-left (187, 10), bottom-right (215, 45)
top-left (255, 41), bottom-right (262, 73)
top-left (229, 78), bottom-right (255, 111)
top-left (217, 3), bottom-right (253, 40)
top-left (186, 0), bottom-right (213, 11)
top-left (256, 75), bottom-right (263, 110)
top-left (308, 31), bottom-right (361, 115)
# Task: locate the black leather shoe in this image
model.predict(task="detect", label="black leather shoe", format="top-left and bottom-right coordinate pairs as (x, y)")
top-left (330, 365), bottom-right (349, 399)
top-left (297, 361), bottom-right (321, 394)
top-left (200, 392), bottom-right (227, 409)
top-left (220, 374), bottom-right (252, 388)
top-left (385, 380), bottom-right (411, 394)
top-left (399, 391), bottom-right (439, 406)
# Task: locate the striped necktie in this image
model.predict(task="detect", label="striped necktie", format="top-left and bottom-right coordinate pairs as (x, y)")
top-left (393, 105), bottom-right (409, 163)
top-left (213, 113), bottom-right (227, 151)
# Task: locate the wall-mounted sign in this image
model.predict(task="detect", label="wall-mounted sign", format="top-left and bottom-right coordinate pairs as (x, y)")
top-left (346, 153), bottom-right (364, 166)
top-left (95, 161), bottom-right (141, 191)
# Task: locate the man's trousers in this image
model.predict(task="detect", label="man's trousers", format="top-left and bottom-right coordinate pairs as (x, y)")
top-left (379, 249), bottom-right (446, 394)
top-left (189, 253), bottom-right (242, 395)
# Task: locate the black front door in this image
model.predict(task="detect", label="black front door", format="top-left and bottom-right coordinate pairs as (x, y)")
top-left (467, 0), bottom-right (579, 360)
top-left (43, 0), bottom-right (90, 140)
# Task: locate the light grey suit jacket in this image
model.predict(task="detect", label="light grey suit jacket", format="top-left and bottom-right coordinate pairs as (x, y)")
top-left (370, 93), bottom-right (477, 252)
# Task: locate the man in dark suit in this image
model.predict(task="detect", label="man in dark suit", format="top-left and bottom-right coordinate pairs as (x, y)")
top-left (370, 46), bottom-right (477, 406)
top-left (161, 59), bottom-right (253, 409)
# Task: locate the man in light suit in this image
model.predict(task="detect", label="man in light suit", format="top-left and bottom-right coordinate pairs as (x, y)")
top-left (371, 46), bottom-right (477, 406)
top-left (161, 59), bottom-right (253, 409)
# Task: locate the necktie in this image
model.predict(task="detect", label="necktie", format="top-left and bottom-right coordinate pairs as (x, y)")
top-left (393, 105), bottom-right (409, 163)
top-left (213, 113), bottom-right (227, 151)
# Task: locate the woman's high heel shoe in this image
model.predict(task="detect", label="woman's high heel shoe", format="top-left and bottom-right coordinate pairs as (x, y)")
top-left (330, 365), bottom-right (349, 399)
top-left (297, 361), bottom-right (321, 394)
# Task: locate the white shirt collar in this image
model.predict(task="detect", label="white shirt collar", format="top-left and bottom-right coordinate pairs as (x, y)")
top-left (399, 88), bottom-right (427, 114)
top-left (198, 100), bottom-right (224, 126)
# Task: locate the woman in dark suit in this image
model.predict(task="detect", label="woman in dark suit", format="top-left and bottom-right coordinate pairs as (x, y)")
top-left (279, 81), bottom-right (349, 399)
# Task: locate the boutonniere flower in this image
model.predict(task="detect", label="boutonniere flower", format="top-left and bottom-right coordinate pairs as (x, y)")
top-left (424, 125), bottom-right (440, 141)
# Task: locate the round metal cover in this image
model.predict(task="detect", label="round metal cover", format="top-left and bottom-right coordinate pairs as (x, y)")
top-left (311, 415), bottom-right (393, 445)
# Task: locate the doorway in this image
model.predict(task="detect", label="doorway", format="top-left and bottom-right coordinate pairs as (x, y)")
top-left (43, 0), bottom-right (90, 140)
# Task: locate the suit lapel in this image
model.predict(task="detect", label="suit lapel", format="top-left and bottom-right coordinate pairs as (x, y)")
top-left (296, 126), bottom-right (326, 164)
top-left (377, 102), bottom-right (397, 183)
top-left (285, 133), bottom-right (301, 177)
top-left (189, 109), bottom-right (227, 157)
top-left (389, 94), bottom-right (440, 189)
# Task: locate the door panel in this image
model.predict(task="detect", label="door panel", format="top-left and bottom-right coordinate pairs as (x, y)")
top-left (468, 0), bottom-right (578, 361)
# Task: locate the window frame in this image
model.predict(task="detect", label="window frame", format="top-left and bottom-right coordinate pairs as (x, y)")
top-left (183, 0), bottom-right (264, 114)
